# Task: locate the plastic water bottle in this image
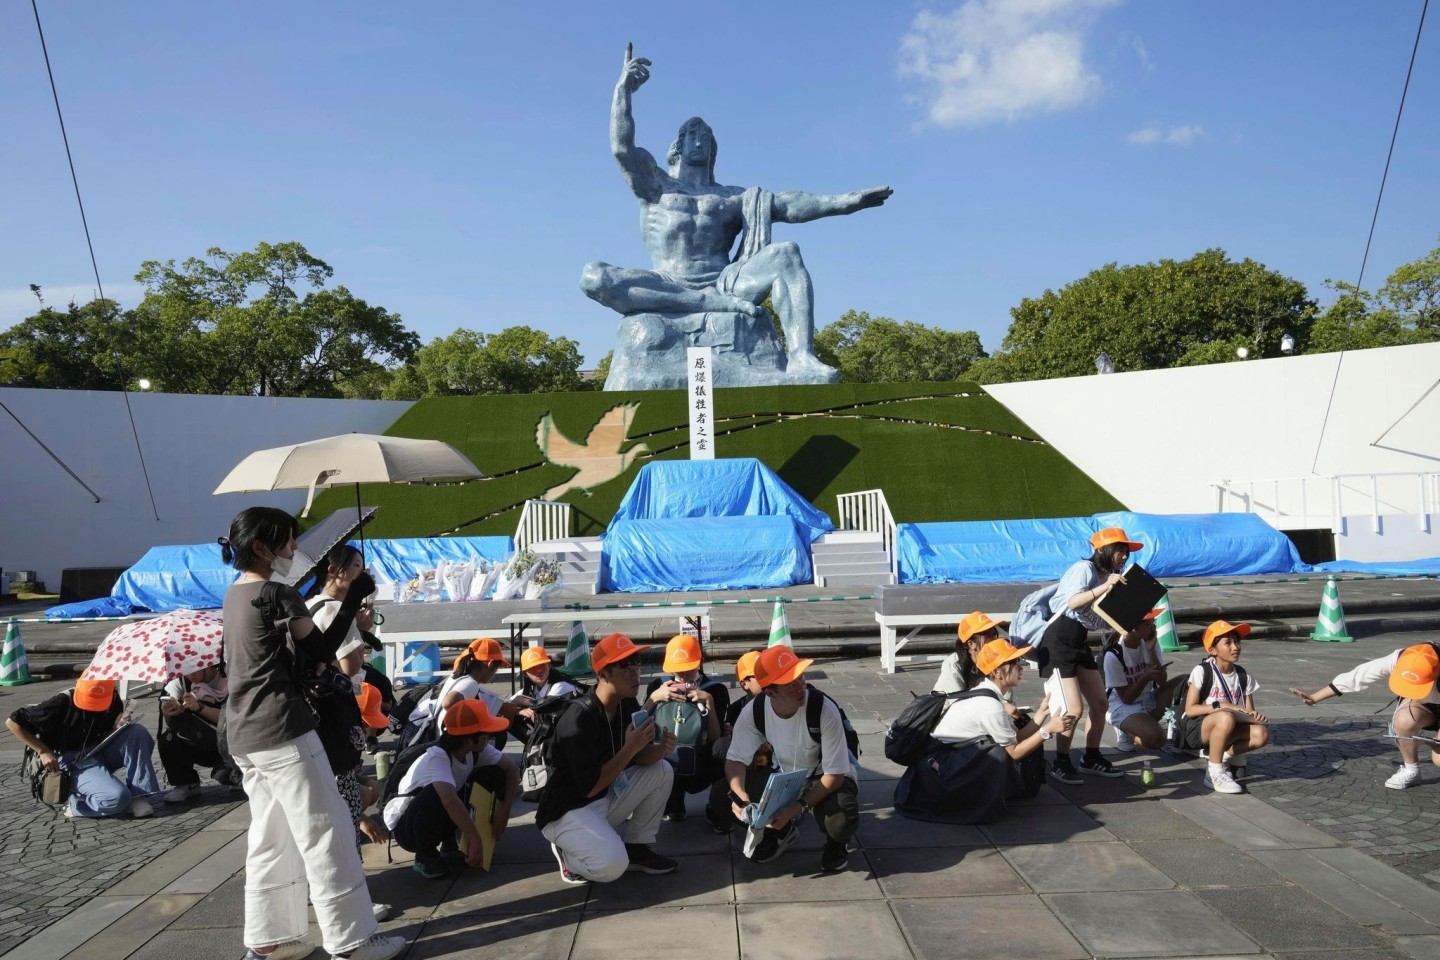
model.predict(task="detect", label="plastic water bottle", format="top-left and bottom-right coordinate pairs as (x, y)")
top-left (375, 751), bottom-right (392, 780)
top-left (1141, 760), bottom-right (1155, 789)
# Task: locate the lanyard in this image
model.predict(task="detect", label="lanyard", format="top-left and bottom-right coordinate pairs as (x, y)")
top-left (1212, 662), bottom-right (1243, 705)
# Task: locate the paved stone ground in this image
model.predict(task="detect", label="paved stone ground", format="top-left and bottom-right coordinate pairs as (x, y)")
top-left (5, 597), bottom-right (1440, 959)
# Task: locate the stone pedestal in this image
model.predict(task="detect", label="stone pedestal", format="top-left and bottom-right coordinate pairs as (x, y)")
top-left (604, 310), bottom-right (821, 390)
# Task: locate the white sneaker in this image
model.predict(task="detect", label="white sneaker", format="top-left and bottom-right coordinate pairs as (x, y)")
top-left (127, 797), bottom-right (155, 818)
top-left (1385, 766), bottom-right (1421, 790)
top-left (370, 902), bottom-right (391, 923)
top-left (244, 938), bottom-right (316, 960)
top-left (333, 934), bottom-right (405, 960)
top-left (1204, 766), bottom-right (1244, 795)
top-left (164, 783), bottom-right (201, 803)
top-left (551, 842), bottom-right (588, 885)
top-left (1113, 727), bottom-right (1136, 753)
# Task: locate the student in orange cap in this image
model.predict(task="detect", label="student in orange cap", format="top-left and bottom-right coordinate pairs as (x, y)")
top-left (1290, 641), bottom-right (1440, 790)
top-left (934, 611), bottom-right (1009, 695)
top-left (718, 645), bottom-right (859, 873)
top-left (1180, 620), bottom-right (1269, 794)
top-left (508, 646), bottom-right (583, 742)
top-left (7, 674), bottom-right (163, 818)
top-left (429, 637), bottom-right (523, 738)
top-left (536, 633), bottom-right (678, 883)
top-left (1101, 610), bottom-right (1182, 752)
top-left (644, 634), bottom-right (731, 821)
top-left (383, 700), bottom-right (515, 879)
top-left (1038, 526), bottom-right (1143, 784)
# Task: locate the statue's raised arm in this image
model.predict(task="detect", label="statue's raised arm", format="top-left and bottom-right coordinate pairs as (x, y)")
top-left (610, 43), bottom-right (663, 202)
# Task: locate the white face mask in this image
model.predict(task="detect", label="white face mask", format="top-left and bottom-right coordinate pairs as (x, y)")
top-left (269, 553), bottom-right (294, 579)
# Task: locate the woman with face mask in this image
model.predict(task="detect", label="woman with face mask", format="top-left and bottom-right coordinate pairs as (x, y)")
top-left (218, 507), bottom-right (404, 960)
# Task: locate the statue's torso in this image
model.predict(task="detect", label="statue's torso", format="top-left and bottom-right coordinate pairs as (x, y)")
top-left (641, 182), bottom-right (746, 282)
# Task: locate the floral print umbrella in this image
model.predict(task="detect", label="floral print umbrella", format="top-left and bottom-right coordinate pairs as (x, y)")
top-left (87, 609), bottom-right (225, 682)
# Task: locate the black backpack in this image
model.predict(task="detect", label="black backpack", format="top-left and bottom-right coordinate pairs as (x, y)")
top-left (884, 688), bottom-right (1001, 767)
top-left (751, 684), bottom-right (861, 759)
top-left (377, 741), bottom-right (442, 811)
top-left (519, 695), bottom-right (587, 802)
top-left (1170, 660), bottom-right (1249, 751)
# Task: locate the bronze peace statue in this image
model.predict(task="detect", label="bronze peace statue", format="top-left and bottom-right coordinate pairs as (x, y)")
top-left (582, 44), bottom-right (893, 390)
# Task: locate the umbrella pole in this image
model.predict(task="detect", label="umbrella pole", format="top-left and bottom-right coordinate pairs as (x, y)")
top-left (355, 483), bottom-right (366, 560)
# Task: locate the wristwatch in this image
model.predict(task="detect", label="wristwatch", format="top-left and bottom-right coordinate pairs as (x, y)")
top-left (1040, 727), bottom-right (1053, 741)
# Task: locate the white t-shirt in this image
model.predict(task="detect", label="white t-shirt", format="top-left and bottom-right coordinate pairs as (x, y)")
top-left (382, 745), bottom-right (473, 829)
top-left (931, 680), bottom-right (1017, 746)
top-left (431, 675), bottom-right (504, 734)
top-left (1188, 660), bottom-right (1259, 708)
top-left (1103, 640), bottom-right (1162, 713)
top-left (726, 690), bottom-right (856, 780)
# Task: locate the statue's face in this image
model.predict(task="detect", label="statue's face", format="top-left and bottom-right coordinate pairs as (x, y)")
top-left (681, 126), bottom-right (714, 166)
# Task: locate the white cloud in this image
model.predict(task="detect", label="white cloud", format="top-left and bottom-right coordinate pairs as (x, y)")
top-left (899, 0), bottom-right (1123, 127)
top-left (1126, 123), bottom-right (1204, 146)
top-left (1123, 31), bottom-right (1152, 70)
top-left (0, 283), bottom-right (144, 328)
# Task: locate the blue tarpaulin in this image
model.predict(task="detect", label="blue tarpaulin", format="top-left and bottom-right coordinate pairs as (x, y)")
top-left (45, 596), bottom-right (136, 620)
top-left (1310, 558), bottom-right (1440, 576)
top-left (603, 517), bottom-right (814, 593)
top-left (898, 512), bottom-right (1307, 584)
top-left (112, 544), bottom-right (237, 612)
top-left (602, 459), bottom-right (833, 592)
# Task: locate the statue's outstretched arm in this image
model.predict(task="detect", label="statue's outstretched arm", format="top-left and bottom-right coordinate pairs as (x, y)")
top-left (772, 185), bottom-right (894, 224)
top-left (611, 44), bottom-right (663, 202)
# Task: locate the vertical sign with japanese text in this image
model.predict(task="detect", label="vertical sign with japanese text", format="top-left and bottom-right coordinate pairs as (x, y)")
top-left (686, 346), bottom-right (715, 460)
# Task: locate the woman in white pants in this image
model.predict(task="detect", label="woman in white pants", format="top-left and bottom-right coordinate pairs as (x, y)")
top-left (220, 508), bottom-right (403, 960)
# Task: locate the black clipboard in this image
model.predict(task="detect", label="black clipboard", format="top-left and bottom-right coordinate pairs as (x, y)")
top-left (1093, 564), bottom-right (1167, 634)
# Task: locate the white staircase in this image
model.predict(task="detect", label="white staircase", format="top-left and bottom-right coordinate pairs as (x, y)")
top-left (812, 530), bottom-right (895, 588)
top-left (530, 536), bottom-right (603, 595)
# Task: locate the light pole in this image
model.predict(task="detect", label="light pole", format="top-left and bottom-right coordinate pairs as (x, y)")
top-left (1280, 333), bottom-right (1296, 355)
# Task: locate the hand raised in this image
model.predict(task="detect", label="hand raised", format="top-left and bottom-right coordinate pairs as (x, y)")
top-left (1288, 686), bottom-right (1316, 706)
top-left (625, 715), bottom-right (656, 752)
top-left (620, 43), bottom-right (652, 93)
top-left (855, 185), bottom-right (893, 208)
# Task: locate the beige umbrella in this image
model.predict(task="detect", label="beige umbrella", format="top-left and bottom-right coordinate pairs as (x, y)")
top-left (214, 433), bottom-right (483, 553)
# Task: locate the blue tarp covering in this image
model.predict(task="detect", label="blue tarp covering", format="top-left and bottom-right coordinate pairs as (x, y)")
top-left (603, 517), bottom-right (814, 593)
top-left (113, 544), bottom-right (237, 612)
top-left (1310, 558), bottom-right (1440, 576)
top-left (46, 596), bottom-right (136, 621)
top-left (111, 536), bottom-right (517, 613)
top-left (602, 459), bottom-right (833, 592)
top-left (611, 459), bottom-right (835, 541)
top-left (360, 536), bottom-right (513, 587)
top-left (898, 512), bottom-right (1307, 584)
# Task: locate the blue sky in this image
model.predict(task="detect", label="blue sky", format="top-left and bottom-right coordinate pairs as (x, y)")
top-left (2, 0), bottom-right (1436, 369)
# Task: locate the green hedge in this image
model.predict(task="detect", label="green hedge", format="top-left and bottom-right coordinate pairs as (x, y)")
top-left (309, 382), bottom-right (1123, 538)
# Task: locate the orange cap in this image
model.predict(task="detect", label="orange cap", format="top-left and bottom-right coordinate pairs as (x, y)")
top-left (1143, 608), bottom-right (1163, 621)
top-left (467, 637), bottom-right (510, 666)
top-left (356, 683), bottom-right (388, 730)
top-left (957, 611), bottom-right (1009, 643)
top-left (520, 646), bottom-right (552, 672)
top-left (735, 650), bottom-right (762, 683)
top-left (73, 676), bottom-right (115, 713)
top-left (444, 699), bottom-right (509, 736)
top-left (663, 633), bottom-right (703, 673)
top-left (1202, 619), bottom-right (1251, 652)
top-left (752, 645), bottom-right (813, 688)
top-left (1389, 644), bottom-right (1440, 701)
top-left (1090, 527), bottom-right (1144, 552)
top-left (591, 633), bottom-right (651, 673)
top-left (974, 638), bottom-right (1033, 676)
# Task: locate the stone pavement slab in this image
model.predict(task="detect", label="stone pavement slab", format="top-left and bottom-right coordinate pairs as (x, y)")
top-left (1192, 884), bottom-right (1394, 952)
top-left (1129, 839), bottom-right (1288, 889)
top-left (737, 901), bottom-right (911, 960)
top-left (999, 841), bottom-right (1176, 893)
top-left (576, 906), bottom-right (735, 960)
top-left (1044, 890), bottom-right (1262, 958)
top-left (1249, 849), bottom-right (1439, 936)
top-left (866, 845), bottom-right (1028, 898)
top-left (891, 894), bottom-right (1090, 960)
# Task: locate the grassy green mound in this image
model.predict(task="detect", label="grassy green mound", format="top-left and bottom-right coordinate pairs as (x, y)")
top-left (309, 382), bottom-right (1123, 538)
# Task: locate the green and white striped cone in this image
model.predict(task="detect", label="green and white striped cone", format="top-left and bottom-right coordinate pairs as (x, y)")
top-left (0, 618), bottom-right (34, 686)
top-left (768, 599), bottom-right (792, 648)
top-left (1154, 593), bottom-right (1185, 653)
top-left (1310, 576), bottom-right (1354, 642)
top-left (555, 619), bottom-right (594, 676)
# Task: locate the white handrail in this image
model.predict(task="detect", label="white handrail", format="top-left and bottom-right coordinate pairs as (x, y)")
top-left (514, 499), bottom-right (572, 550)
top-left (1214, 471), bottom-right (1440, 532)
top-left (835, 488), bottom-right (898, 577)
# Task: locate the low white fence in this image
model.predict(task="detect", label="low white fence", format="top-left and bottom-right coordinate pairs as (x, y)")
top-left (1214, 471), bottom-right (1440, 533)
top-left (514, 499), bottom-right (572, 550)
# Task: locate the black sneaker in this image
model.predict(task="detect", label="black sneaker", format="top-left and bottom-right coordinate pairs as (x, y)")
top-left (664, 795), bottom-right (688, 822)
top-left (751, 822), bottom-right (800, 864)
top-left (1078, 753), bottom-right (1123, 778)
top-left (820, 839), bottom-right (849, 873)
top-left (704, 804), bottom-right (733, 835)
top-left (625, 844), bottom-right (678, 875)
top-left (1049, 758), bottom-right (1083, 785)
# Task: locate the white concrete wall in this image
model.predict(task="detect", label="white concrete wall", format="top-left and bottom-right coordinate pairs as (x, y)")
top-left (0, 388), bottom-right (411, 587)
top-left (987, 342), bottom-right (1440, 561)
top-left (1335, 514), bottom-right (1440, 563)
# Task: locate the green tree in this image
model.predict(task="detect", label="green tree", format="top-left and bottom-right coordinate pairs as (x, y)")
top-left (814, 311), bottom-right (987, 382)
top-left (132, 241), bottom-right (418, 397)
top-left (588, 350), bottom-right (614, 389)
top-left (0, 296), bottom-right (135, 389)
top-left (1308, 238), bottom-right (1440, 352)
top-left (385, 326), bottom-right (585, 399)
top-left (970, 249), bottom-right (1316, 383)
